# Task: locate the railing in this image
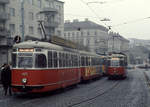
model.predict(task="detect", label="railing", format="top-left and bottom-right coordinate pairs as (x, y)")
top-left (0, 37), bottom-right (13, 47)
top-left (42, 7), bottom-right (58, 13)
top-left (0, 28), bottom-right (10, 37)
top-left (44, 21), bottom-right (59, 27)
top-left (0, 12), bottom-right (9, 20)
top-left (0, 0), bottom-right (9, 4)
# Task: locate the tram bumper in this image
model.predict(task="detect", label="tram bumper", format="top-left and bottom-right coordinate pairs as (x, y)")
top-left (12, 85), bottom-right (44, 92)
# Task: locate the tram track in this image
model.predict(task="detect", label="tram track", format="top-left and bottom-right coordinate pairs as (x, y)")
top-left (143, 72), bottom-right (150, 88)
top-left (67, 80), bottom-right (120, 107)
top-left (0, 77), bottom-right (121, 107)
top-left (10, 78), bottom-right (120, 107)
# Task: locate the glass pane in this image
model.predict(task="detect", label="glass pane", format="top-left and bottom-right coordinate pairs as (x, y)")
top-left (35, 54), bottom-right (47, 68)
top-left (18, 57), bottom-right (33, 68)
top-left (48, 51), bottom-right (52, 67)
top-left (12, 53), bottom-right (16, 68)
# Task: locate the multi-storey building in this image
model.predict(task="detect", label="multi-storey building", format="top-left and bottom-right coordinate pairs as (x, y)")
top-left (7, 0), bottom-right (64, 40)
top-left (0, 0), bottom-right (13, 66)
top-left (64, 19), bottom-right (109, 54)
top-left (108, 32), bottom-right (129, 53)
top-left (0, 0), bottom-right (64, 66)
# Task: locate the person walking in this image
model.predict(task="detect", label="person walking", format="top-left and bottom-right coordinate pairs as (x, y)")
top-left (1, 64), bottom-right (12, 96)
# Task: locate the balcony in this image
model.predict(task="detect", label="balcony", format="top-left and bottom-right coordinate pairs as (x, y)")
top-left (0, 0), bottom-right (9, 4)
top-left (44, 21), bottom-right (59, 28)
top-left (0, 12), bottom-right (9, 21)
top-left (0, 28), bottom-right (10, 37)
top-left (0, 37), bottom-right (13, 47)
top-left (40, 7), bottom-right (58, 14)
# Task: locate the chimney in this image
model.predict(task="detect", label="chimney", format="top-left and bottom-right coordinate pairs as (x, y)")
top-left (85, 18), bottom-right (88, 21)
top-left (65, 20), bottom-right (70, 23)
top-left (73, 19), bottom-right (79, 23)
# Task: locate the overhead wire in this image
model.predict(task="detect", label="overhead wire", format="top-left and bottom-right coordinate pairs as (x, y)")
top-left (111, 16), bottom-right (150, 28)
top-left (79, 0), bottom-right (110, 29)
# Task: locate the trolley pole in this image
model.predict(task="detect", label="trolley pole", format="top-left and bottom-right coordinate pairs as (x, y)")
top-left (21, 0), bottom-right (25, 41)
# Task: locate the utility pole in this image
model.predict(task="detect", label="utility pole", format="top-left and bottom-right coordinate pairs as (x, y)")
top-left (21, 0), bottom-right (25, 41)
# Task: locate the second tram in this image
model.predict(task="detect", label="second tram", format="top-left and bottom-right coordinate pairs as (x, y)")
top-left (107, 53), bottom-right (127, 79)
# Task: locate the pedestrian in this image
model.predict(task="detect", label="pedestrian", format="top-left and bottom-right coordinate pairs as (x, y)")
top-left (1, 63), bottom-right (12, 96)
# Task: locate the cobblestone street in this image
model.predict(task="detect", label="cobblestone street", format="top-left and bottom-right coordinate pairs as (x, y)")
top-left (0, 69), bottom-right (150, 107)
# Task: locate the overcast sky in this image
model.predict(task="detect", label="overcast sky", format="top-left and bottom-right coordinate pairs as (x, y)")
top-left (61, 0), bottom-right (150, 40)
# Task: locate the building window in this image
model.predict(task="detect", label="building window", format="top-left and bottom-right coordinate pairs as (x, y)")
top-left (29, 26), bottom-right (34, 34)
top-left (72, 32), bottom-right (75, 36)
top-left (68, 32), bottom-right (70, 36)
top-left (81, 31), bottom-right (83, 36)
top-left (37, 0), bottom-right (42, 8)
top-left (57, 30), bottom-right (61, 36)
top-left (30, 0), bottom-right (34, 5)
top-left (95, 31), bottom-right (97, 35)
top-left (29, 12), bottom-right (34, 20)
top-left (10, 8), bottom-right (15, 16)
top-left (38, 28), bottom-right (42, 35)
top-left (87, 31), bottom-right (90, 35)
top-left (27, 0), bottom-right (34, 5)
top-left (76, 32), bottom-right (79, 36)
top-left (19, 25), bottom-right (22, 33)
top-left (9, 24), bottom-right (15, 34)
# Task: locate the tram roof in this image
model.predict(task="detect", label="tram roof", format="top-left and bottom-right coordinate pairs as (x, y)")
top-left (13, 41), bottom-right (77, 52)
top-left (79, 51), bottom-right (100, 57)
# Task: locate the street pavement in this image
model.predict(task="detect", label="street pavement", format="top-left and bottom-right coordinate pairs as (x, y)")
top-left (0, 68), bottom-right (150, 107)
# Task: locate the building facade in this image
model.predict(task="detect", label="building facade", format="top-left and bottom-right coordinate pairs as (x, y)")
top-left (7, 0), bottom-right (64, 40)
top-left (64, 19), bottom-right (109, 54)
top-left (108, 32), bottom-right (129, 53)
top-left (0, 0), bottom-right (64, 66)
top-left (0, 0), bottom-right (13, 66)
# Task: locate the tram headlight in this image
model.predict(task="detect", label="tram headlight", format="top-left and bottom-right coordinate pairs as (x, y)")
top-left (22, 78), bottom-right (27, 84)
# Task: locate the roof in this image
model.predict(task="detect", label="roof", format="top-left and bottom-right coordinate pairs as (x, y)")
top-left (13, 41), bottom-right (79, 53)
top-left (79, 50), bottom-right (101, 57)
top-left (64, 20), bottom-right (109, 32)
top-left (13, 41), bottom-right (64, 51)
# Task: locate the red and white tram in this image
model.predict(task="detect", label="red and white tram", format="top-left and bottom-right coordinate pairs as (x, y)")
top-left (11, 41), bottom-right (102, 93)
top-left (79, 51), bottom-right (102, 81)
top-left (11, 41), bottom-right (80, 93)
top-left (107, 53), bottom-right (127, 79)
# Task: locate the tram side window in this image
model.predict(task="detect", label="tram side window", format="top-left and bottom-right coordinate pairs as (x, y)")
top-left (12, 53), bottom-right (16, 68)
top-left (69, 54), bottom-right (71, 67)
top-left (53, 52), bottom-right (58, 68)
top-left (88, 57), bottom-right (91, 66)
top-left (71, 55), bottom-right (74, 67)
top-left (62, 53), bottom-right (66, 67)
top-left (75, 55), bottom-right (77, 67)
top-left (35, 54), bottom-right (47, 68)
top-left (81, 56), bottom-right (85, 66)
top-left (107, 60), bottom-right (111, 66)
top-left (48, 51), bottom-right (53, 67)
top-left (120, 60), bottom-right (124, 66)
top-left (59, 53), bottom-right (63, 67)
top-left (66, 53), bottom-right (69, 67)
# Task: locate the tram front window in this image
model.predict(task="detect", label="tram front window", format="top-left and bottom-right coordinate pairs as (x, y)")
top-left (35, 54), bottom-right (47, 68)
top-left (18, 57), bottom-right (33, 68)
top-left (111, 60), bottom-right (120, 67)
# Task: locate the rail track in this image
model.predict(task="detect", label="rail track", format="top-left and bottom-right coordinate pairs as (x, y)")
top-left (67, 80), bottom-right (120, 107)
top-left (144, 72), bottom-right (150, 87)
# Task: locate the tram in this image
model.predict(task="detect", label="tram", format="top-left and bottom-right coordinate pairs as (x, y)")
top-left (11, 41), bottom-right (102, 93)
top-left (79, 51), bottom-right (102, 81)
top-left (11, 41), bottom-right (80, 93)
top-left (100, 55), bottom-right (108, 76)
top-left (107, 53), bottom-right (127, 79)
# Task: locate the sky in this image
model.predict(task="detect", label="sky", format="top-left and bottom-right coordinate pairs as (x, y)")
top-left (61, 0), bottom-right (150, 40)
